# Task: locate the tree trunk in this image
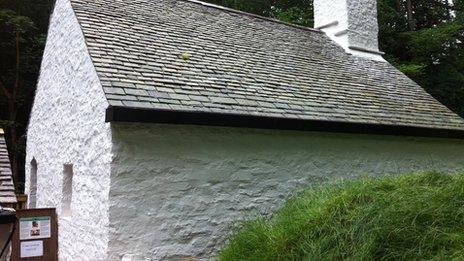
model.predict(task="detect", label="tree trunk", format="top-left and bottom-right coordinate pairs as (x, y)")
top-left (396, 0), bottom-right (403, 11)
top-left (406, 0), bottom-right (416, 30)
top-left (5, 31), bottom-right (22, 191)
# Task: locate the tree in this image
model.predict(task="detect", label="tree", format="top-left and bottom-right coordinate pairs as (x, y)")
top-left (0, 0), bottom-right (53, 192)
top-left (206, 0), bottom-right (313, 26)
top-left (379, 0), bottom-right (464, 117)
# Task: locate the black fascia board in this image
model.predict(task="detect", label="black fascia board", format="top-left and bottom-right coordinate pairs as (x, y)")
top-left (105, 106), bottom-right (464, 139)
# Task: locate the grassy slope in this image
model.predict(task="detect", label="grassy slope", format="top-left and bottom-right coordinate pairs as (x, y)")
top-left (219, 173), bottom-right (464, 261)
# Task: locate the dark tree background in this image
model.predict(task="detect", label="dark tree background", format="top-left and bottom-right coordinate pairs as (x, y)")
top-left (1, 0), bottom-right (463, 192)
top-left (0, 0), bottom-right (54, 192)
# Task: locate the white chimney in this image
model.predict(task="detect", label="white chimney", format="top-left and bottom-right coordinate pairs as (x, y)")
top-left (314, 0), bottom-right (385, 61)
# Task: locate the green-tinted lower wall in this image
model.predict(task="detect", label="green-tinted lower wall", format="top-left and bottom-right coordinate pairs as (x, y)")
top-left (109, 123), bottom-right (464, 260)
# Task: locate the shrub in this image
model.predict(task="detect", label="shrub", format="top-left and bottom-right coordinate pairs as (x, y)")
top-left (219, 172), bottom-right (464, 260)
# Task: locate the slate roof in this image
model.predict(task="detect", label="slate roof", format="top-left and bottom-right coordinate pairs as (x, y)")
top-left (0, 130), bottom-right (17, 204)
top-left (69, 0), bottom-right (464, 133)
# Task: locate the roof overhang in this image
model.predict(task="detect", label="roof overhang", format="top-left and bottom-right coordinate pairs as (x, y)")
top-left (105, 106), bottom-right (464, 139)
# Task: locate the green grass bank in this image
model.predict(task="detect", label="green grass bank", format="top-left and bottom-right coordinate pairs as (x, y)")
top-left (219, 172), bottom-right (464, 260)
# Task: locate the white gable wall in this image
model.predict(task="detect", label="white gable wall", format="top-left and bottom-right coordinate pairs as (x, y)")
top-left (25, 0), bottom-right (112, 259)
top-left (109, 123), bottom-right (464, 260)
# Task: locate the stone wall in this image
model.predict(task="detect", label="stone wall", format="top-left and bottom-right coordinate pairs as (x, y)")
top-left (109, 123), bottom-right (464, 260)
top-left (25, 0), bottom-right (112, 259)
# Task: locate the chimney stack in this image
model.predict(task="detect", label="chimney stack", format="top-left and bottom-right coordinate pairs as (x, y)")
top-left (314, 0), bottom-right (385, 61)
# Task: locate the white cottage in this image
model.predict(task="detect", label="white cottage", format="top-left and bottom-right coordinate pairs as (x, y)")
top-left (26, 0), bottom-right (464, 259)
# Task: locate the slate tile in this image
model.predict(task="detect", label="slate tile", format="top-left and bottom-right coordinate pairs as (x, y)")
top-left (124, 88), bottom-right (149, 96)
top-left (70, 0), bottom-right (464, 131)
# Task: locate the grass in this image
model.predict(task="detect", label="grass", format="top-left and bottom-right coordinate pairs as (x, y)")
top-left (219, 172), bottom-right (464, 261)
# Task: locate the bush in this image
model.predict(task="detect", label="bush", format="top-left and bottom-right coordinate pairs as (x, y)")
top-left (219, 172), bottom-right (464, 260)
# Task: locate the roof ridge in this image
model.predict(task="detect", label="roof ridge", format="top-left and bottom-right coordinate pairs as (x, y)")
top-left (179, 0), bottom-right (322, 34)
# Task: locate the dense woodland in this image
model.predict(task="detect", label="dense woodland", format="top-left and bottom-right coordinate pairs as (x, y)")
top-left (0, 0), bottom-right (463, 192)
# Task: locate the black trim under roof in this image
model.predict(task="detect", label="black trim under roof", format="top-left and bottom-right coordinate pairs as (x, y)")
top-left (105, 106), bottom-right (464, 139)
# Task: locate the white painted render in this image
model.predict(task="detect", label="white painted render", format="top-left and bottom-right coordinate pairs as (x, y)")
top-left (109, 123), bottom-right (464, 260)
top-left (25, 0), bottom-right (112, 259)
top-left (314, 0), bottom-right (384, 61)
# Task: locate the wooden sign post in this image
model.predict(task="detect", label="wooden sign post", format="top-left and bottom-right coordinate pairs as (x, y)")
top-left (11, 208), bottom-right (58, 261)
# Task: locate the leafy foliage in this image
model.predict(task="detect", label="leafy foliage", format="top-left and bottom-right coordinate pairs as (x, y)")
top-left (220, 172), bottom-right (464, 260)
top-left (270, 5), bottom-right (313, 27)
top-left (0, 0), bottom-right (53, 189)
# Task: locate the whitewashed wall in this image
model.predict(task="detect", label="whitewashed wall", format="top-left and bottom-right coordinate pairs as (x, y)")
top-left (25, 0), bottom-right (112, 259)
top-left (109, 123), bottom-right (464, 260)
